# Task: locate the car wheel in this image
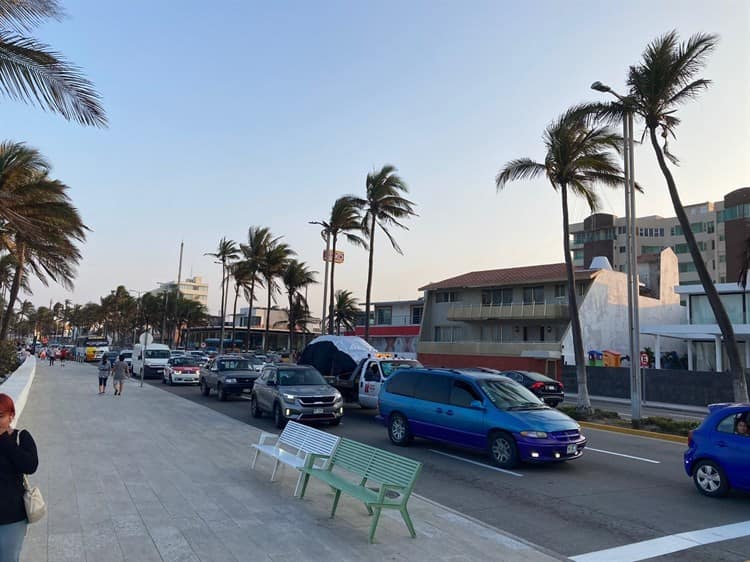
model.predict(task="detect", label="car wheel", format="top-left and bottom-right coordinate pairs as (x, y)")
top-left (217, 384), bottom-right (228, 402)
top-left (273, 402), bottom-right (287, 429)
top-left (547, 400), bottom-right (560, 408)
top-left (200, 379), bottom-right (210, 396)
top-left (250, 395), bottom-right (263, 418)
top-left (388, 413), bottom-right (412, 446)
top-left (488, 431), bottom-right (519, 469)
top-left (330, 418), bottom-right (341, 426)
top-left (693, 460), bottom-right (729, 497)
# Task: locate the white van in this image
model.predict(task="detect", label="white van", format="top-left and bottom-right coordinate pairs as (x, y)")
top-left (132, 343), bottom-right (171, 379)
top-left (357, 356), bottom-right (423, 409)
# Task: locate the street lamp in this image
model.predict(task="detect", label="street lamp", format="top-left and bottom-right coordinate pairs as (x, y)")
top-left (591, 81), bottom-right (642, 425)
top-left (309, 220), bottom-right (331, 334)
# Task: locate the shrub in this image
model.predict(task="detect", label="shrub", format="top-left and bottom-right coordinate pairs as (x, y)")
top-left (0, 341), bottom-right (20, 377)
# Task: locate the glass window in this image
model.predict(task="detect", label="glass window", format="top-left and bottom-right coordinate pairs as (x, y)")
top-left (414, 374), bottom-right (452, 403)
top-left (573, 249), bottom-right (584, 260)
top-left (218, 359), bottom-right (252, 371)
top-left (435, 291), bottom-right (460, 303)
top-left (523, 286), bottom-right (544, 304)
top-left (619, 246), bottom-right (626, 253)
top-left (387, 371), bottom-right (419, 397)
top-left (478, 379), bottom-right (543, 409)
top-left (716, 413), bottom-right (739, 434)
top-left (554, 284), bottom-right (566, 298)
top-left (278, 368), bottom-right (326, 386)
top-left (411, 306), bottom-right (423, 325)
top-left (145, 349), bottom-right (170, 359)
top-left (375, 307), bottom-right (392, 325)
top-left (380, 360), bottom-right (421, 377)
top-left (450, 380), bottom-right (481, 407)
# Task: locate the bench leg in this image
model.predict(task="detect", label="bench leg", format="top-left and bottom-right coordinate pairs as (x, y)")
top-left (368, 506), bottom-right (383, 544)
top-left (271, 458), bottom-right (281, 481)
top-left (299, 473), bottom-right (311, 499)
top-left (400, 505), bottom-right (417, 538)
top-left (330, 490), bottom-right (342, 518)
top-left (251, 448), bottom-right (260, 469)
top-left (293, 471), bottom-right (304, 497)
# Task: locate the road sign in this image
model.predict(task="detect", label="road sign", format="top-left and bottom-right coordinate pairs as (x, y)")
top-left (323, 249), bottom-right (344, 264)
top-left (640, 352), bottom-right (649, 368)
top-left (200, 342), bottom-right (206, 349)
top-left (139, 331), bottom-right (154, 346)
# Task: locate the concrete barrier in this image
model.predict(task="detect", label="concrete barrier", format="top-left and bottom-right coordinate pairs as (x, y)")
top-left (0, 355), bottom-right (37, 423)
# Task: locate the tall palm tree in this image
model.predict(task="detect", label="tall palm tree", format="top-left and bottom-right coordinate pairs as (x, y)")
top-left (204, 237), bottom-right (239, 354)
top-left (594, 31), bottom-right (748, 402)
top-left (259, 240), bottom-right (294, 351)
top-left (332, 289), bottom-right (360, 335)
top-left (496, 106), bottom-right (627, 415)
top-left (0, 0), bottom-right (106, 126)
top-left (354, 165), bottom-right (417, 341)
top-left (0, 168), bottom-right (87, 340)
top-left (239, 226), bottom-right (274, 351)
top-left (280, 259), bottom-right (317, 351)
top-left (323, 196), bottom-right (367, 335)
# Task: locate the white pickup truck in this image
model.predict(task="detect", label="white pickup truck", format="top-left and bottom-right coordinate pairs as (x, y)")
top-left (355, 356), bottom-right (422, 408)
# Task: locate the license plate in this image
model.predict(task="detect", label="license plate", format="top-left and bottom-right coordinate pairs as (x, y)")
top-left (567, 444), bottom-right (578, 455)
top-left (313, 408), bottom-right (323, 414)
top-left (157, 369), bottom-right (163, 374)
top-left (547, 385), bottom-right (556, 391)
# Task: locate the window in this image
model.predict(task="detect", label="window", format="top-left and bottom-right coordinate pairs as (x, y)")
top-left (554, 284), bottom-right (566, 298)
top-left (434, 326), bottom-right (462, 342)
top-left (387, 371), bottom-right (419, 397)
top-left (573, 249), bottom-right (584, 260)
top-left (691, 222), bottom-right (704, 233)
top-left (719, 254), bottom-right (726, 263)
top-left (576, 281), bottom-right (586, 296)
top-left (617, 226), bottom-right (626, 235)
top-left (410, 306), bottom-right (423, 325)
top-left (671, 225), bottom-right (683, 236)
top-left (619, 246), bottom-right (626, 253)
top-left (523, 286), bottom-right (544, 304)
top-left (641, 245), bottom-right (662, 255)
top-left (674, 243), bottom-right (689, 254)
top-left (435, 291), bottom-right (460, 303)
top-left (375, 307), bottom-right (392, 325)
top-left (711, 240), bottom-right (715, 250)
top-left (481, 288), bottom-right (513, 305)
top-left (706, 221), bottom-right (715, 233)
top-left (679, 262), bottom-right (696, 273)
top-left (716, 413), bottom-right (744, 434)
top-left (450, 380), bottom-right (481, 407)
top-left (659, 228), bottom-right (665, 237)
top-left (414, 374), bottom-right (452, 403)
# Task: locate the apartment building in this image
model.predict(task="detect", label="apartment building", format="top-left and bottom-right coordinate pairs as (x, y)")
top-left (570, 187), bottom-right (750, 285)
top-left (344, 298), bottom-right (423, 358)
top-left (417, 251), bottom-right (683, 376)
top-left (155, 276), bottom-right (209, 306)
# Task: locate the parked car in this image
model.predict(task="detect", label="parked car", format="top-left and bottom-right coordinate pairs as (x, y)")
top-left (495, 370), bottom-right (564, 407)
top-left (118, 349), bottom-right (133, 372)
top-left (377, 368), bottom-right (586, 468)
top-left (170, 350), bottom-right (186, 359)
top-left (188, 350), bottom-right (209, 367)
top-left (163, 356), bottom-right (201, 385)
top-left (239, 354), bottom-right (266, 372)
top-left (683, 403), bottom-right (750, 497)
top-left (250, 364), bottom-right (343, 428)
top-left (102, 351), bottom-right (120, 367)
top-left (199, 355), bottom-right (260, 401)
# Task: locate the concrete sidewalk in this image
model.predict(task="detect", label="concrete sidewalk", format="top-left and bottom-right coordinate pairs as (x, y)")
top-left (17, 361), bottom-right (566, 562)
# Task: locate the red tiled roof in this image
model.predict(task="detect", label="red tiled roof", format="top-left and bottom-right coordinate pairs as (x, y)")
top-left (419, 263), bottom-right (597, 291)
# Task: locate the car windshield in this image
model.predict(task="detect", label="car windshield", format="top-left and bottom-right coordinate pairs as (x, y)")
top-left (120, 351), bottom-right (132, 359)
top-left (145, 349), bottom-right (170, 359)
top-left (380, 360), bottom-right (422, 377)
top-left (171, 358), bottom-right (198, 367)
top-left (248, 356), bottom-right (264, 365)
top-left (278, 369), bottom-right (327, 386)
top-left (479, 379), bottom-right (546, 410)
top-left (218, 359), bottom-right (252, 371)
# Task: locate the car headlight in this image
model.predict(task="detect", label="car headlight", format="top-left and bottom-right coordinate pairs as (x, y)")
top-left (333, 391), bottom-right (342, 401)
top-left (224, 377), bottom-right (237, 383)
top-left (282, 393), bottom-right (297, 402)
top-left (520, 430), bottom-right (548, 439)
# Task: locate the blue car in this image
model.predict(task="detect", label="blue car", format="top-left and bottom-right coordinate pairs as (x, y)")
top-left (376, 368), bottom-right (586, 468)
top-left (684, 403), bottom-right (750, 497)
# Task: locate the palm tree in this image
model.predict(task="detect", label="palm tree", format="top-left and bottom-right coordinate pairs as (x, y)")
top-left (259, 240), bottom-right (295, 351)
top-left (496, 106), bottom-right (628, 415)
top-left (239, 226), bottom-right (274, 351)
top-left (354, 165), bottom-right (417, 341)
top-left (332, 289), bottom-right (360, 335)
top-left (280, 259), bottom-right (317, 351)
top-left (0, 167), bottom-right (87, 340)
top-left (593, 31), bottom-right (748, 402)
top-left (323, 196), bottom-right (367, 335)
top-left (0, 0), bottom-right (106, 126)
top-left (204, 238), bottom-right (239, 354)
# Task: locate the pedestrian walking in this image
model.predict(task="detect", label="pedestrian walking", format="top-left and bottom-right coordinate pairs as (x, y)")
top-left (47, 350), bottom-right (55, 367)
top-left (0, 393), bottom-right (39, 562)
top-left (112, 354), bottom-right (129, 396)
top-left (97, 355), bottom-right (111, 395)
top-left (59, 347), bottom-right (66, 367)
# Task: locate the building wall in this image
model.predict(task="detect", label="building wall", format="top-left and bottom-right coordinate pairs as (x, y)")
top-left (723, 187), bottom-right (750, 283)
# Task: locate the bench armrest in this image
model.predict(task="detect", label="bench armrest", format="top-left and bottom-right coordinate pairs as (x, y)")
top-left (376, 483), bottom-right (409, 503)
top-left (257, 432), bottom-right (279, 447)
top-left (302, 452), bottom-right (332, 470)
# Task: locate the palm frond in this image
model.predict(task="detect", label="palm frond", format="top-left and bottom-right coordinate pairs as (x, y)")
top-left (495, 158), bottom-right (546, 190)
top-left (0, 0), bottom-right (62, 33)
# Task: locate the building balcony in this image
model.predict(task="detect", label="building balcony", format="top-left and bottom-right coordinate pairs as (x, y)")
top-left (355, 314), bottom-right (421, 327)
top-left (446, 302), bottom-right (569, 321)
top-left (418, 341), bottom-right (561, 358)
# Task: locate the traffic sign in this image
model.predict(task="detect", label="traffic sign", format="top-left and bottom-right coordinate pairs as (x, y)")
top-left (139, 331), bottom-right (154, 346)
top-left (323, 249), bottom-right (344, 263)
top-left (640, 352), bottom-right (649, 368)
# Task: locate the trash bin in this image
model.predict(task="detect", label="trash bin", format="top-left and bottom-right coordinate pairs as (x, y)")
top-left (587, 350), bottom-right (603, 367)
top-left (603, 350), bottom-right (622, 367)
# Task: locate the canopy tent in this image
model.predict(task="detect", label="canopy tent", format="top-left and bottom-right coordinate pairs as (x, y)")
top-left (298, 335), bottom-right (378, 377)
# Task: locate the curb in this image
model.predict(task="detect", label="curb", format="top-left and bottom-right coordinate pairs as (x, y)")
top-left (1, 355), bottom-right (37, 423)
top-left (579, 420), bottom-right (687, 444)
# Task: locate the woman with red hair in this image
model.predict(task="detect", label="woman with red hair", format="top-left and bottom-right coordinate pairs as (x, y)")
top-left (0, 393), bottom-right (38, 562)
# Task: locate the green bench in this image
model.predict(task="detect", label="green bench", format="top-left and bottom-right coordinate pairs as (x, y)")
top-left (298, 437), bottom-right (422, 543)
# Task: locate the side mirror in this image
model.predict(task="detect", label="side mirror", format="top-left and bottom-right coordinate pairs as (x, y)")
top-left (470, 400), bottom-right (485, 410)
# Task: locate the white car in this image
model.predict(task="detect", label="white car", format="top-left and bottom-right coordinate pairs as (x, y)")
top-left (162, 356), bottom-right (201, 385)
top-left (119, 349), bottom-right (133, 372)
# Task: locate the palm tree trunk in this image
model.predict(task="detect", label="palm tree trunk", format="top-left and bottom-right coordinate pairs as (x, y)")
top-left (0, 246), bottom-right (24, 341)
top-left (561, 184), bottom-right (592, 414)
top-left (649, 127), bottom-right (748, 401)
top-left (288, 293), bottom-right (294, 352)
top-left (218, 262), bottom-right (227, 355)
top-left (230, 284), bottom-right (240, 351)
top-left (245, 279), bottom-right (256, 352)
top-left (364, 214), bottom-right (377, 341)
top-left (328, 236), bottom-right (338, 335)
top-left (264, 279), bottom-right (272, 351)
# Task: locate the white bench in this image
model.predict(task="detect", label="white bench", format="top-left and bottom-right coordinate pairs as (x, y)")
top-left (251, 421), bottom-right (340, 496)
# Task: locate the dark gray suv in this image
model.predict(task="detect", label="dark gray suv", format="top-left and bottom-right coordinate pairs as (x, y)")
top-left (250, 364), bottom-right (344, 428)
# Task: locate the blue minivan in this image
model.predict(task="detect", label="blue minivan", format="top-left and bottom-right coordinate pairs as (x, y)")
top-left (377, 368), bottom-right (586, 468)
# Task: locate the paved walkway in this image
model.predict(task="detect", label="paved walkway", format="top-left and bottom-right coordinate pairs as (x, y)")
top-left (17, 361), bottom-right (566, 562)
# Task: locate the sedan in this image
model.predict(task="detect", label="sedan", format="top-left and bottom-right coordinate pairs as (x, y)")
top-left (684, 402), bottom-right (750, 497)
top-left (163, 357), bottom-right (201, 385)
top-left (497, 370), bottom-right (564, 407)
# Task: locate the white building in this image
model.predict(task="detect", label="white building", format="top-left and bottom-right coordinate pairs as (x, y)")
top-left (155, 276), bottom-right (209, 306)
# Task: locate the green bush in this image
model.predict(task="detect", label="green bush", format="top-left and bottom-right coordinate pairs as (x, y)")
top-left (0, 341), bottom-right (20, 377)
top-left (641, 416), bottom-right (700, 436)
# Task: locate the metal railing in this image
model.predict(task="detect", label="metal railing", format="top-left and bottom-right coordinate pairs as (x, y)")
top-left (447, 301), bottom-right (569, 321)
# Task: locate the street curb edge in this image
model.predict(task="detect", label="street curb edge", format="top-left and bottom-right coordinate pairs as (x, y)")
top-left (579, 421), bottom-right (687, 444)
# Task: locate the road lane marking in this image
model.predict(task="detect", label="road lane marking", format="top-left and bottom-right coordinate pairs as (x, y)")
top-left (586, 447), bottom-right (660, 464)
top-left (571, 520), bottom-right (750, 562)
top-left (428, 449), bottom-right (523, 477)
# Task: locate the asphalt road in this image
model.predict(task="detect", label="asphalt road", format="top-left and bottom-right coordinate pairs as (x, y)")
top-left (143, 377), bottom-right (750, 561)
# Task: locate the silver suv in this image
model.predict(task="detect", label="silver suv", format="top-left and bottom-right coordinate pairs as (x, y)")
top-left (250, 364), bottom-right (344, 428)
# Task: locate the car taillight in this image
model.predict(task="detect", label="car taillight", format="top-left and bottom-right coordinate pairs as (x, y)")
top-left (530, 382), bottom-right (545, 391)
top-left (558, 382), bottom-right (564, 391)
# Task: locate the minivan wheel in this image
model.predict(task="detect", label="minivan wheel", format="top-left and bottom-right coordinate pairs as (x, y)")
top-left (250, 395), bottom-right (262, 418)
top-left (489, 432), bottom-right (519, 469)
top-left (693, 460), bottom-right (729, 497)
top-left (273, 403), bottom-right (287, 429)
top-left (388, 413), bottom-right (412, 446)
top-left (217, 384), bottom-right (228, 401)
top-left (200, 379), bottom-right (210, 396)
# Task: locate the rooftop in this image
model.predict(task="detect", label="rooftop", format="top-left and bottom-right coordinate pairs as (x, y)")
top-left (419, 263), bottom-right (597, 291)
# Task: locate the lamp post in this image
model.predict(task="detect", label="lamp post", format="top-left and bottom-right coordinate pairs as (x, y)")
top-left (127, 288), bottom-right (148, 388)
top-left (309, 220), bottom-right (331, 334)
top-left (591, 81), bottom-right (642, 424)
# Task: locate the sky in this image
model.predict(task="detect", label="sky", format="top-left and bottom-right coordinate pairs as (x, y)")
top-left (9, 0), bottom-right (749, 316)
